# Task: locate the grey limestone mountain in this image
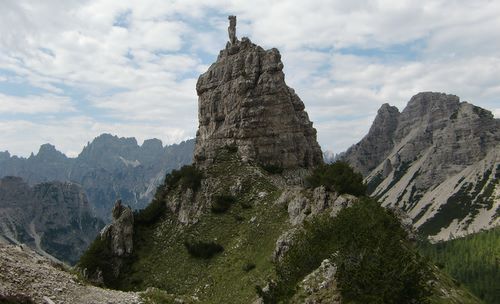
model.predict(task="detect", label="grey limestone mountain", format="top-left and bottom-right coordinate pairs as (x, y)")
top-left (74, 19), bottom-right (484, 304)
top-left (343, 92), bottom-right (500, 240)
top-left (0, 176), bottom-right (103, 264)
top-left (193, 18), bottom-right (323, 168)
top-left (0, 134), bottom-right (195, 220)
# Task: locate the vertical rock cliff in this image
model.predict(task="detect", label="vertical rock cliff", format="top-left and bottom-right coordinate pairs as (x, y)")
top-left (193, 22), bottom-right (323, 168)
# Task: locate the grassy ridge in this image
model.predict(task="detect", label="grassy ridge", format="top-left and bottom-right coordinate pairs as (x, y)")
top-left (117, 152), bottom-right (289, 303)
top-left (78, 151), bottom-right (485, 303)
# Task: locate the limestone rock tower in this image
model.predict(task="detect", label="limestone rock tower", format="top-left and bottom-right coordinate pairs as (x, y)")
top-left (194, 16), bottom-right (323, 168)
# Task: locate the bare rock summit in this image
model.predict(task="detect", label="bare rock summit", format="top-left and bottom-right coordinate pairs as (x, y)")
top-left (194, 16), bottom-right (323, 169)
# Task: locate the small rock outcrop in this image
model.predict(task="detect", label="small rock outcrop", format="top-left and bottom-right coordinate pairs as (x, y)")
top-left (194, 16), bottom-right (323, 169)
top-left (101, 200), bottom-right (134, 257)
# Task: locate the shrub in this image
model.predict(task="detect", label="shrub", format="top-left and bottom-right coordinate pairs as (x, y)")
top-left (242, 262), bottom-right (256, 272)
top-left (306, 161), bottom-right (366, 196)
top-left (261, 164), bottom-right (284, 174)
top-left (211, 195), bottom-right (236, 213)
top-left (164, 165), bottom-right (203, 192)
top-left (332, 198), bottom-right (431, 304)
top-left (136, 166), bottom-right (200, 225)
top-left (233, 214), bottom-right (245, 222)
top-left (184, 240), bottom-right (224, 259)
top-left (134, 182), bottom-right (169, 225)
top-left (134, 197), bottom-right (166, 225)
top-left (224, 144), bottom-right (238, 153)
top-left (141, 288), bottom-right (177, 304)
top-left (268, 197), bottom-right (431, 303)
top-left (240, 201), bottom-right (253, 209)
top-left (77, 237), bottom-right (113, 286)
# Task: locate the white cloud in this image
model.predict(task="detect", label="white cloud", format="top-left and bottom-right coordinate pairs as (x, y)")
top-left (1, 0), bottom-right (500, 156)
top-left (0, 93), bottom-right (75, 114)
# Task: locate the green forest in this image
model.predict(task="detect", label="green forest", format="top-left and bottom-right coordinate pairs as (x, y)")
top-left (419, 228), bottom-right (500, 304)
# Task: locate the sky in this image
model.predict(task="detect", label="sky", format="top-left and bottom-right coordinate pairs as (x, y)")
top-left (1, 0), bottom-right (499, 157)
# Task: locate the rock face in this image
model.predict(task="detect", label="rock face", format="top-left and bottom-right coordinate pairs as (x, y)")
top-left (101, 200), bottom-right (134, 257)
top-left (0, 134), bottom-right (195, 219)
top-left (194, 32), bottom-right (323, 168)
top-left (343, 103), bottom-right (400, 176)
top-left (343, 92), bottom-right (500, 240)
top-left (0, 176), bottom-right (103, 264)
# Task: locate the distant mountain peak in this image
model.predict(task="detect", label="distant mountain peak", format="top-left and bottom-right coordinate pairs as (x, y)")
top-left (343, 92), bottom-right (500, 241)
top-left (34, 143), bottom-right (68, 161)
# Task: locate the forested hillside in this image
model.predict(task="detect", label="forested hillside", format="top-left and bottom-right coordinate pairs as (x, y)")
top-left (419, 228), bottom-right (499, 304)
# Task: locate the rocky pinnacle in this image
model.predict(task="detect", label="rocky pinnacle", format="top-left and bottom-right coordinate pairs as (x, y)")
top-left (194, 16), bottom-right (323, 169)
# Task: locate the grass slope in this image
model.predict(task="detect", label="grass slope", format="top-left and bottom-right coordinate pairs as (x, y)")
top-left (79, 150), bottom-right (485, 304)
top-left (118, 151), bottom-right (289, 303)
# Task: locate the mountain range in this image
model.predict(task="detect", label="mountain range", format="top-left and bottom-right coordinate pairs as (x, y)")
top-left (0, 134), bottom-right (195, 220)
top-left (0, 134), bottom-right (194, 263)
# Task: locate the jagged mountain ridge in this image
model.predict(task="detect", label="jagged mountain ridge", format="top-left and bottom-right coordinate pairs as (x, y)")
top-left (343, 92), bottom-right (500, 241)
top-left (0, 176), bottom-right (103, 264)
top-left (0, 134), bottom-right (195, 219)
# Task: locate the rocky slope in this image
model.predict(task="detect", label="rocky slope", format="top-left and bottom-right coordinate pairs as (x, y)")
top-left (0, 134), bottom-right (195, 219)
top-left (194, 36), bottom-right (323, 168)
top-left (0, 243), bottom-right (141, 304)
top-left (343, 92), bottom-right (500, 241)
top-left (0, 176), bottom-right (103, 264)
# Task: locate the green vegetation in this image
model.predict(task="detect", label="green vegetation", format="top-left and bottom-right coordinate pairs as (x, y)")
top-left (135, 190), bottom-right (167, 225)
top-left (184, 240), bottom-right (224, 259)
top-left (141, 288), bottom-right (195, 304)
top-left (78, 150), bottom-right (483, 304)
top-left (135, 165), bottom-right (203, 224)
top-left (115, 152), bottom-right (288, 303)
top-left (419, 169), bottom-right (497, 237)
top-left (375, 160), bottom-right (412, 200)
top-left (266, 197), bottom-right (432, 303)
top-left (305, 161), bottom-right (366, 196)
top-left (77, 237), bottom-right (122, 287)
top-left (211, 194), bottom-right (237, 213)
top-left (224, 144), bottom-right (238, 153)
top-left (261, 164), bottom-right (284, 174)
top-left (419, 228), bottom-right (500, 304)
top-left (164, 165), bottom-right (203, 192)
top-left (366, 171), bottom-right (384, 194)
top-left (242, 262), bottom-right (256, 272)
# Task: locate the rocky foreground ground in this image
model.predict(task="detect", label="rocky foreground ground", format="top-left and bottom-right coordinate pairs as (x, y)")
top-left (0, 244), bottom-right (141, 304)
